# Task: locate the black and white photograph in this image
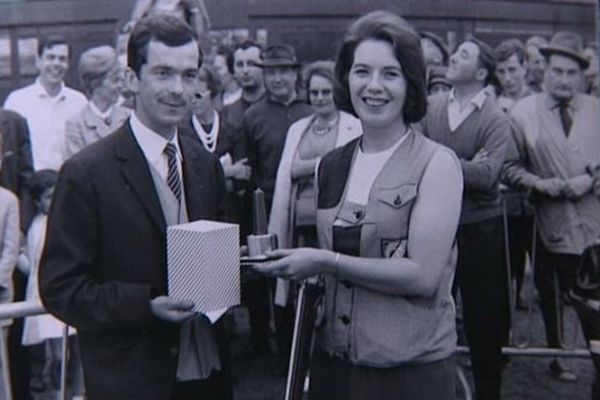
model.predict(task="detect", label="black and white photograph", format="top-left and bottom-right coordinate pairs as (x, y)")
top-left (0, 1), bottom-right (598, 399)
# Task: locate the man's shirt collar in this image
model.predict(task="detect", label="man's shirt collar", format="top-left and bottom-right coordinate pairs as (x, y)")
top-left (448, 87), bottom-right (487, 110)
top-left (543, 92), bottom-right (579, 111)
top-left (129, 112), bottom-right (181, 167)
top-left (33, 77), bottom-right (67, 100)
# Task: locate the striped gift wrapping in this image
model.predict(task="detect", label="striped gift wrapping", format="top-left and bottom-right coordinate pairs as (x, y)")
top-left (167, 220), bottom-right (241, 314)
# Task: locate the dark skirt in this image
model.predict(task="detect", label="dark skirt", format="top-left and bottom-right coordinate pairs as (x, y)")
top-left (309, 346), bottom-right (455, 400)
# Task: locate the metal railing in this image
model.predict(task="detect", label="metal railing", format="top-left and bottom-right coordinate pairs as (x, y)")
top-left (0, 301), bottom-right (70, 400)
top-left (0, 190), bottom-right (594, 400)
top-left (453, 191), bottom-right (592, 400)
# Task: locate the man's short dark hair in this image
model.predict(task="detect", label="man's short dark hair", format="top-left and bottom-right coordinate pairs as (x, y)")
top-left (233, 40), bottom-right (264, 56)
top-left (38, 35), bottom-right (70, 58)
top-left (466, 37), bottom-right (497, 86)
top-left (127, 14), bottom-right (201, 77)
top-left (495, 38), bottom-right (527, 65)
top-left (335, 10), bottom-right (427, 124)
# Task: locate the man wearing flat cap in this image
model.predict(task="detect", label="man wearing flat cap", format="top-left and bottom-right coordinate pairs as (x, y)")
top-left (64, 45), bottom-right (130, 159)
top-left (503, 31), bottom-right (600, 384)
top-left (241, 43), bottom-right (311, 365)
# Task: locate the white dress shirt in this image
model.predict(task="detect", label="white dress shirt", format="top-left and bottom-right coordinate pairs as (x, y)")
top-left (129, 112), bottom-right (183, 182)
top-left (447, 88), bottom-right (488, 132)
top-left (4, 78), bottom-right (87, 171)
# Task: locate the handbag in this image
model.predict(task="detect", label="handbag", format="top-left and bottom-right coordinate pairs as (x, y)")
top-left (570, 238), bottom-right (600, 312)
top-left (294, 179), bottom-right (317, 227)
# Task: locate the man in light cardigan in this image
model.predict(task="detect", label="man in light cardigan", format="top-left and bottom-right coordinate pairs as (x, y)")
top-left (503, 31), bottom-right (600, 384)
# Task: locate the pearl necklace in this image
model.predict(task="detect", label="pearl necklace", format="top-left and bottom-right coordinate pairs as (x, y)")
top-left (311, 113), bottom-right (340, 136)
top-left (192, 112), bottom-right (220, 153)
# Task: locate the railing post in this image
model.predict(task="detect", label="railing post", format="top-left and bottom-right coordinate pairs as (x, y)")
top-left (59, 325), bottom-right (68, 400)
top-left (0, 326), bottom-right (12, 400)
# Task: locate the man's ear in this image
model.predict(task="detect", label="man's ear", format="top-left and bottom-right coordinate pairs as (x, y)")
top-left (475, 67), bottom-right (488, 83)
top-left (125, 67), bottom-right (139, 95)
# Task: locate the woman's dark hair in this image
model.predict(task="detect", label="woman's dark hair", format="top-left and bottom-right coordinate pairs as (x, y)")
top-left (303, 60), bottom-right (345, 107)
top-left (197, 64), bottom-right (222, 100)
top-left (128, 13), bottom-right (201, 77)
top-left (334, 10), bottom-right (428, 123)
top-left (215, 45), bottom-right (235, 75)
top-left (30, 169), bottom-right (58, 204)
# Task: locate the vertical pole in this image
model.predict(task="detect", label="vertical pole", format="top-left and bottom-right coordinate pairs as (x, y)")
top-left (501, 193), bottom-right (514, 345)
top-left (59, 325), bottom-right (68, 400)
top-left (0, 326), bottom-right (13, 400)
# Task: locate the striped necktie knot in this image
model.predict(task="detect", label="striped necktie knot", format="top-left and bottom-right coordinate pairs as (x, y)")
top-left (164, 142), bottom-right (182, 203)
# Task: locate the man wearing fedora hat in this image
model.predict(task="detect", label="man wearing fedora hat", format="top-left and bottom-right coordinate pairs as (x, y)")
top-left (242, 42), bottom-right (311, 366)
top-left (504, 31), bottom-right (600, 385)
top-left (243, 43), bottom-right (311, 215)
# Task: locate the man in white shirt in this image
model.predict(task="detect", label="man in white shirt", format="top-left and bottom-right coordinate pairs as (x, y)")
top-left (4, 35), bottom-right (87, 171)
top-left (420, 37), bottom-right (510, 400)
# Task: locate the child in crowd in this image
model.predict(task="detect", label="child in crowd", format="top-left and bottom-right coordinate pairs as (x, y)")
top-left (0, 132), bottom-right (20, 348)
top-left (18, 170), bottom-right (83, 397)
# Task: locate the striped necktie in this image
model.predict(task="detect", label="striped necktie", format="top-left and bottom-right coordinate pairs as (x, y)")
top-left (164, 142), bottom-right (182, 203)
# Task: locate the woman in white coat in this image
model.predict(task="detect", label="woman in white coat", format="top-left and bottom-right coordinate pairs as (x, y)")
top-left (269, 61), bottom-right (362, 251)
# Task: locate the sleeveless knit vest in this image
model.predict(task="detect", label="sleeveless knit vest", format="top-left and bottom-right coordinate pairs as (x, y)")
top-left (315, 131), bottom-right (457, 366)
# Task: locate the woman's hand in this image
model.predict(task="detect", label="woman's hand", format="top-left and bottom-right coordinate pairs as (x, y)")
top-left (253, 248), bottom-right (334, 281)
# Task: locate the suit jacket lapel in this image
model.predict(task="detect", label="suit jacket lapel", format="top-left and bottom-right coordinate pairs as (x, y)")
top-left (115, 123), bottom-right (166, 235)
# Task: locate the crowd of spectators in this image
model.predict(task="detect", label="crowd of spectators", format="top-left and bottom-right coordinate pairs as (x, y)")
top-left (0, 3), bottom-right (599, 400)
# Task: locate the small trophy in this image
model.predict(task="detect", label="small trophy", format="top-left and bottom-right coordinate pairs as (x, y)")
top-left (241, 189), bottom-right (278, 265)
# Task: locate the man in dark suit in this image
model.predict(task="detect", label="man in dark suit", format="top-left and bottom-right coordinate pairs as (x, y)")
top-left (0, 108), bottom-right (34, 400)
top-left (40, 14), bottom-right (231, 400)
top-left (0, 109), bottom-right (34, 228)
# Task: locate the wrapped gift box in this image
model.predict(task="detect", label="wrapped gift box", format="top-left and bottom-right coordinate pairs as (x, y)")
top-left (167, 220), bottom-right (240, 317)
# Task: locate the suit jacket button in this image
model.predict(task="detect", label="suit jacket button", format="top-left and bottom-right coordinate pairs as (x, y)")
top-left (170, 347), bottom-right (179, 357)
top-left (340, 315), bottom-right (351, 325)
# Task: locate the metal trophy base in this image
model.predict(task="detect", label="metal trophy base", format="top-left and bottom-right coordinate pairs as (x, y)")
top-left (247, 233), bottom-right (278, 257)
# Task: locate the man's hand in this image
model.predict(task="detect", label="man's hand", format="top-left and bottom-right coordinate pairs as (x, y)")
top-left (533, 178), bottom-right (567, 198)
top-left (231, 158), bottom-right (252, 181)
top-left (472, 147), bottom-right (489, 162)
top-left (150, 296), bottom-right (195, 323)
top-left (592, 166), bottom-right (600, 198)
top-left (564, 175), bottom-right (593, 200)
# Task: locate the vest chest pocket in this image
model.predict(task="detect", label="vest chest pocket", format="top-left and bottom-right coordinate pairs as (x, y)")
top-left (376, 184), bottom-right (418, 240)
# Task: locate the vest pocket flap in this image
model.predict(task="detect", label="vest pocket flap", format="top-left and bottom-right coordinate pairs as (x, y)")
top-left (378, 185), bottom-right (417, 208)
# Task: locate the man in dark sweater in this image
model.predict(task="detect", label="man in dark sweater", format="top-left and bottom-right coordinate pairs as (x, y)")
top-left (223, 40), bottom-right (266, 132)
top-left (420, 38), bottom-right (510, 400)
top-left (241, 43), bottom-right (311, 365)
top-left (222, 39), bottom-right (270, 359)
top-left (243, 43), bottom-right (312, 215)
